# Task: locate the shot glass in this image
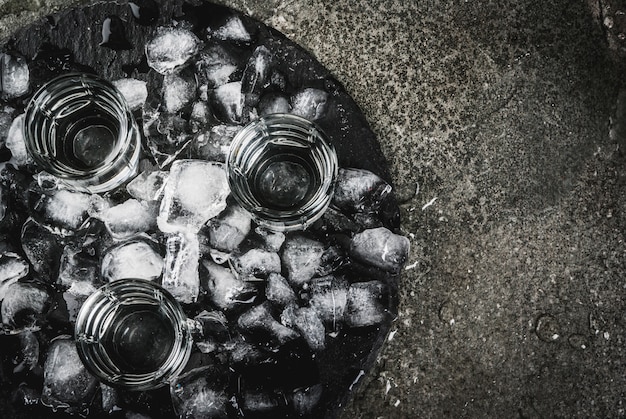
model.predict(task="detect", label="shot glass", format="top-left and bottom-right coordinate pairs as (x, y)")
top-left (226, 114), bottom-right (338, 231)
top-left (74, 279), bottom-right (193, 391)
top-left (23, 73), bottom-right (141, 193)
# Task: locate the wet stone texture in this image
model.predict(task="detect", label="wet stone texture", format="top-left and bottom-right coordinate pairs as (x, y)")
top-left (1, 0), bottom-right (626, 418)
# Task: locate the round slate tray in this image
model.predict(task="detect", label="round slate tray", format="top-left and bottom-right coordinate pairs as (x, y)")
top-left (0, 1), bottom-right (402, 418)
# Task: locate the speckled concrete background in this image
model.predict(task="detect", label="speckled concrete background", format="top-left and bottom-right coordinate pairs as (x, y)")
top-left (2, 0), bottom-right (626, 418)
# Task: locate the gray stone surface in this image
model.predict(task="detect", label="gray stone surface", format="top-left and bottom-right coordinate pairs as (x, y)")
top-left (2, 0), bottom-right (625, 418)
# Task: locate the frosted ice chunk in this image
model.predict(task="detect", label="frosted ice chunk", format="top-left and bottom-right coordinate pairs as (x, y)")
top-left (201, 260), bottom-right (257, 311)
top-left (240, 391), bottom-right (281, 415)
top-left (345, 281), bottom-right (387, 328)
top-left (193, 310), bottom-right (229, 353)
top-left (1, 282), bottom-right (49, 331)
top-left (212, 16), bottom-right (251, 42)
top-left (291, 88), bottom-right (328, 121)
top-left (189, 101), bottom-right (211, 133)
top-left (163, 71), bottom-right (197, 113)
top-left (0, 252), bottom-right (29, 301)
top-left (142, 103), bottom-right (192, 167)
top-left (27, 183), bottom-right (91, 234)
top-left (205, 204), bottom-right (252, 253)
top-left (195, 44), bottom-right (240, 88)
top-left (281, 305), bottom-right (325, 351)
top-left (230, 248), bottom-right (281, 280)
top-left (242, 45), bottom-right (272, 106)
top-left (254, 227), bottom-right (285, 252)
top-left (308, 275), bottom-right (349, 332)
top-left (238, 301), bottom-right (299, 347)
top-left (190, 124), bottom-right (241, 162)
top-left (100, 384), bottom-right (120, 415)
top-left (14, 331), bottom-right (40, 374)
top-left (101, 240), bottom-right (163, 282)
top-left (282, 235), bottom-right (325, 287)
top-left (57, 246), bottom-right (99, 290)
top-left (146, 27), bottom-right (200, 75)
top-left (0, 53), bottom-right (29, 98)
top-left (158, 160), bottom-right (230, 233)
top-left (20, 218), bottom-right (64, 279)
top-left (126, 170), bottom-right (168, 201)
top-left (349, 227), bottom-right (410, 273)
top-left (170, 366), bottom-right (230, 419)
top-left (162, 232), bottom-right (200, 304)
top-left (211, 81), bottom-right (244, 124)
top-left (112, 78), bottom-right (147, 110)
top-left (89, 197), bottom-right (157, 238)
top-left (265, 272), bottom-right (297, 307)
top-left (6, 114), bottom-right (32, 166)
top-left (41, 337), bottom-right (98, 415)
top-left (258, 93), bottom-right (290, 116)
top-left (332, 168), bottom-right (392, 214)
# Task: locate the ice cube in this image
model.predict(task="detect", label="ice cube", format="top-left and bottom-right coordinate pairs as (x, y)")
top-left (13, 384), bottom-right (40, 407)
top-left (146, 27), bottom-right (200, 75)
top-left (238, 301), bottom-right (299, 347)
top-left (142, 104), bottom-right (192, 168)
top-left (242, 45), bottom-right (272, 107)
top-left (192, 310), bottom-right (229, 354)
top-left (0, 252), bottom-right (29, 301)
top-left (345, 281), bottom-right (388, 328)
top-left (20, 217), bottom-right (64, 280)
top-left (189, 101), bottom-right (211, 133)
top-left (158, 160), bottom-right (230, 233)
top-left (204, 204), bottom-right (252, 253)
top-left (349, 227), bottom-right (410, 273)
top-left (41, 337), bottom-right (98, 415)
top-left (240, 390), bottom-right (282, 415)
top-left (195, 44), bottom-right (240, 88)
top-left (290, 384), bottom-right (323, 416)
top-left (57, 246), bottom-right (99, 290)
top-left (254, 227), bottom-right (285, 252)
top-left (332, 168), bottom-right (392, 214)
top-left (126, 169), bottom-right (168, 201)
top-left (281, 305), bottom-right (325, 351)
top-left (0, 105), bottom-right (15, 144)
top-left (200, 260), bottom-right (257, 311)
top-left (170, 366), bottom-right (231, 419)
top-left (112, 78), bottom-right (148, 110)
top-left (27, 182), bottom-right (91, 235)
top-left (162, 232), bottom-right (200, 304)
top-left (290, 88), bottom-right (328, 121)
top-left (230, 248), bottom-right (281, 280)
top-left (258, 93), bottom-right (290, 116)
top-left (100, 384), bottom-right (120, 414)
top-left (0, 53), bottom-right (29, 99)
top-left (101, 239), bottom-right (163, 282)
top-left (163, 71), bottom-right (197, 113)
top-left (6, 114), bottom-right (32, 166)
top-left (308, 275), bottom-right (349, 331)
top-left (265, 272), bottom-right (297, 307)
top-left (210, 81), bottom-right (244, 124)
top-left (63, 287), bottom-right (93, 323)
top-left (212, 16), bottom-right (252, 42)
top-left (282, 235), bottom-right (325, 288)
top-left (190, 124), bottom-right (241, 162)
top-left (90, 198), bottom-right (157, 238)
top-left (13, 331), bottom-right (40, 374)
top-left (1, 282), bottom-right (49, 331)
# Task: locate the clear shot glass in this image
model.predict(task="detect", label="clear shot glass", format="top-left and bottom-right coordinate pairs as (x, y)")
top-left (74, 279), bottom-right (193, 391)
top-left (23, 73), bottom-right (141, 193)
top-left (226, 114), bottom-right (338, 231)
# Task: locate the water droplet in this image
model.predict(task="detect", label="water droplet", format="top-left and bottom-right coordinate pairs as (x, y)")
top-left (128, 0), bottom-right (159, 25)
top-left (535, 313), bottom-right (560, 342)
top-left (100, 16), bottom-right (131, 51)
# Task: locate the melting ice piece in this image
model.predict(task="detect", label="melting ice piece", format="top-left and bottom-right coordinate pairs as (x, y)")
top-left (126, 169), bottom-right (168, 201)
top-left (345, 280), bottom-right (388, 328)
top-left (6, 114), bottom-right (32, 166)
top-left (240, 390), bottom-right (283, 415)
top-left (57, 246), bottom-right (99, 290)
top-left (1, 282), bottom-right (49, 331)
top-left (265, 272), bottom-right (297, 308)
top-left (14, 330), bottom-right (40, 374)
top-left (212, 16), bottom-right (252, 42)
top-left (254, 227), bottom-right (285, 252)
top-left (112, 78), bottom-right (148, 110)
top-left (41, 337), bottom-right (99, 415)
top-left (258, 93), bottom-right (290, 116)
top-left (190, 124), bottom-right (241, 162)
top-left (158, 160), bottom-right (230, 233)
top-left (349, 227), bottom-right (410, 273)
top-left (0, 53), bottom-right (29, 99)
top-left (27, 182), bottom-right (91, 234)
top-left (195, 44), bottom-right (240, 88)
top-left (142, 104), bottom-right (192, 168)
top-left (145, 27), bottom-right (200, 75)
top-left (162, 232), bottom-right (200, 304)
top-left (238, 301), bottom-right (299, 347)
top-left (332, 168), bottom-right (392, 214)
top-left (89, 197), bottom-right (157, 238)
top-left (210, 81), bottom-right (244, 124)
top-left (230, 248), bottom-right (281, 280)
top-left (201, 260), bottom-right (257, 311)
top-left (163, 71), bottom-right (197, 113)
top-left (290, 88), bottom-right (328, 121)
top-left (100, 383), bottom-right (120, 415)
top-left (101, 239), bottom-right (163, 282)
top-left (21, 218), bottom-right (64, 279)
top-left (291, 384), bottom-right (324, 416)
top-left (281, 305), bottom-right (326, 351)
top-left (282, 235), bottom-right (325, 288)
top-left (193, 310), bottom-right (229, 354)
top-left (170, 366), bottom-right (231, 419)
top-left (0, 252), bottom-right (29, 301)
top-left (242, 45), bottom-right (272, 107)
top-left (308, 275), bottom-right (349, 330)
top-left (205, 204), bottom-right (252, 253)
